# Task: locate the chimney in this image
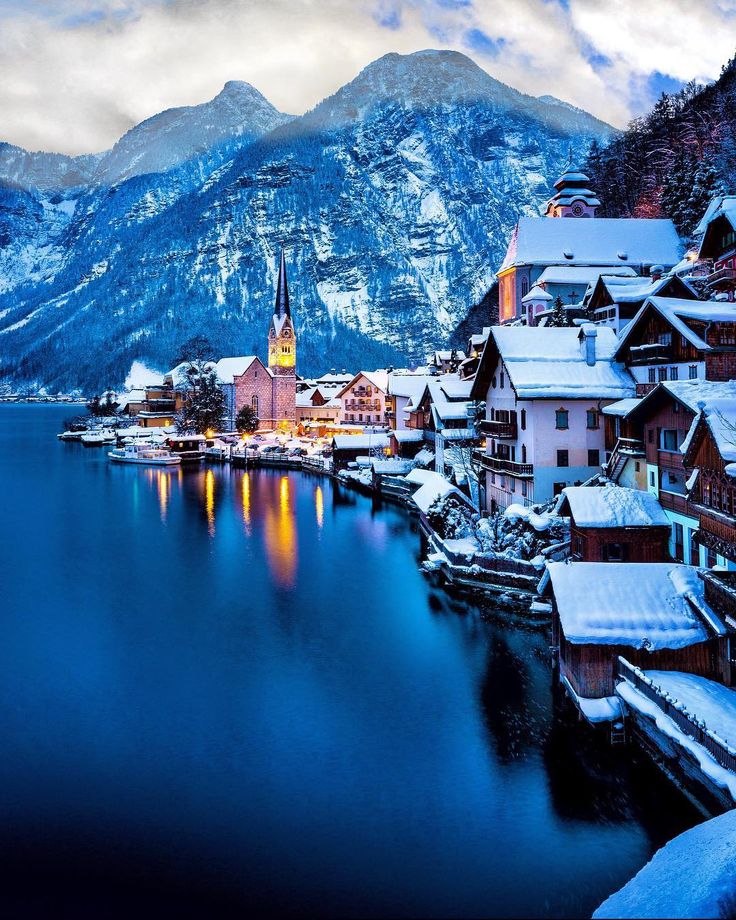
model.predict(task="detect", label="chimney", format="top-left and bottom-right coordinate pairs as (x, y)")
top-left (650, 264), bottom-right (664, 282)
top-left (579, 323), bottom-right (597, 366)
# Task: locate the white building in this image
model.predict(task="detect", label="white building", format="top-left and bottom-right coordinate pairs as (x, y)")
top-left (471, 324), bottom-right (634, 511)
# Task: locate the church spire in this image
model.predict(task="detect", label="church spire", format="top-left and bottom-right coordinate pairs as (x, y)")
top-left (274, 248), bottom-right (290, 319)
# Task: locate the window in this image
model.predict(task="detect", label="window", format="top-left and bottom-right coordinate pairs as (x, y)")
top-left (669, 366), bottom-right (679, 381)
top-left (492, 375), bottom-right (497, 389)
top-left (586, 409), bottom-right (599, 429)
top-left (251, 395), bottom-right (258, 414)
top-left (521, 480), bottom-right (527, 498)
top-left (553, 482), bottom-right (566, 496)
top-left (500, 370), bottom-right (505, 389)
top-left (521, 278), bottom-right (529, 298)
top-left (635, 461), bottom-right (641, 472)
top-left (588, 449), bottom-right (600, 467)
top-left (555, 409), bottom-right (569, 430)
top-left (521, 444), bottom-right (527, 463)
top-left (658, 332), bottom-right (672, 346)
top-left (520, 409), bottom-right (526, 431)
top-left (690, 531), bottom-right (699, 566)
top-left (658, 367), bottom-right (667, 382)
top-left (661, 429), bottom-right (678, 451)
top-left (673, 522), bottom-right (684, 561)
top-left (648, 429), bottom-right (654, 444)
top-left (673, 400), bottom-right (679, 413)
top-left (510, 478), bottom-right (516, 493)
top-left (648, 368), bottom-right (656, 383)
top-left (689, 365), bottom-right (698, 380)
top-left (604, 543), bottom-right (625, 562)
top-left (650, 470), bottom-right (655, 487)
top-left (557, 449), bottom-right (569, 467)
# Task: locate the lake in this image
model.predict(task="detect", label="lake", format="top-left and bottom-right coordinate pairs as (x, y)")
top-left (0, 405), bottom-right (698, 918)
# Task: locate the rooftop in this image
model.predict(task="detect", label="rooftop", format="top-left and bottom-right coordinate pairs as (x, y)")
top-left (560, 486), bottom-right (669, 529)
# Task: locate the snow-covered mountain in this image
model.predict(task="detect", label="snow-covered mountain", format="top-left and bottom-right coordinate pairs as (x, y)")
top-left (0, 50), bottom-right (614, 391)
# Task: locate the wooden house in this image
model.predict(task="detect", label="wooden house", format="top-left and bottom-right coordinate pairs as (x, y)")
top-left (331, 433), bottom-right (390, 472)
top-left (696, 196), bottom-right (736, 301)
top-left (559, 486), bottom-right (670, 562)
top-left (544, 562), bottom-right (730, 714)
top-left (682, 398), bottom-right (736, 567)
top-left (584, 271), bottom-right (696, 334)
top-left (614, 295), bottom-right (736, 397)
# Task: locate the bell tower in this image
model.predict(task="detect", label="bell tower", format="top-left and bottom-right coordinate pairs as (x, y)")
top-left (545, 164), bottom-right (600, 218)
top-left (267, 248), bottom-right (296, 428)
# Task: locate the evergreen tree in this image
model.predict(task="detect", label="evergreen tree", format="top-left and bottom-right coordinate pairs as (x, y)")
top-left (684, 154), bottom-right (725, 241)
top-left (236, 404), bottom-right (259, 434)
top-left (546, 296), bottom-right (569, 327)
top-left (177, 368), bottom-right (226, 434)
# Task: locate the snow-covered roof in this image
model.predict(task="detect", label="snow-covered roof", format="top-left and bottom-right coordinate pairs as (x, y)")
top-left (681, 398), bottom-right (736, 461)
top-left (595, 273), bottom-right (692, 304)
top-left (426, 379), bottom-right (472, 425)
top-left (601, 398), bottom-right (641, 417)
top-left (694, 195), bottom-right (736, 236)
top-left (521, 285), bottom-right (553, 303)
top-left (499, 217), bottom-right (681, 272)
top-left (332, 433), bottom-right (389, 451)
top-left (407, 469), bottom-right (473, 515)
top-left (388, 374), bottom-right (433, 399)
top-left (116, 388), bottom-right (147, 411)
top-left (316, 372), bottom-right (353, 384)
top-left (369, 458), bottom-right (414, 475)
top-left (336, 370), bottom-right (389, 398)
top-left (547, 562), bottom-right (722, 649)
top-left (561, 486), bottom-right (669, 528)
top-left (391, 428), bottom-right (424, 442)
top-left (432, 350), bottom-right (466, 362)
top-left (213, 356), bottom-right (259, 385)
top-left (617, 296), bottom-right (736, 356)
top-left (475, 325), bottom-right (634, 400)
top-left (594, 805), bottom-right (736, 919)
top-left (537, 265), bottom-right (636, 285)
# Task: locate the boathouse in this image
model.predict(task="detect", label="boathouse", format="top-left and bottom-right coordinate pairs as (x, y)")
top-left (544, 562), bottom-right (730, 713)
top-left (559, 486), bottom-right (670, 562)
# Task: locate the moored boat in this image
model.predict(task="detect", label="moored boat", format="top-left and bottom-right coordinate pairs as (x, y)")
top-left (108, 444), bottom-right (181, 466)
top-left (81, 429), bottom-right (116, 447)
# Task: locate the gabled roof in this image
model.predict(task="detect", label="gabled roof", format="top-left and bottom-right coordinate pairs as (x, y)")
top-left (522, 285), bottom-right (553, 303)
top-left (560, 486), bottom-right (670, 529)
top-left (681, 398), bottom-right (736, 464)
top-left (625, 380), bottom-right (736, 426)
top-left (694, 195), bottom-right (736, 237)
top-left (335, 370), bottom-right (390, 399)
top-left (498, 217), bottom-right (681, 273)
top-left (387, 373), bottom-right (433, 399)
top-left (471, 325), bottom-right (634, 401)
top-left (213, 356), bottom-right (261, 384)
top-left (588, 273), bottom-right (695, 307)
top-left (546, 562), bottom-right (723, 649)
top-left (615, 296), bottom-right (736, 358)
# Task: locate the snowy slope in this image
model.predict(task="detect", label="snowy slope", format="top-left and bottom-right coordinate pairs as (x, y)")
top-left (0, 50), bottom-right (614, 391)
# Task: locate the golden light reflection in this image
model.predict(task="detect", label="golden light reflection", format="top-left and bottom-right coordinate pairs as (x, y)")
top-left (315, 485), bottom-right (324, 530)
top-left (157, 470), bottom-right (170, 521)
top-left (264, 474), bottom-right (297, 587)
top-left (241, 472), bottom-right (251, 531)
top-left (205, 468), bottom-right (215, 537)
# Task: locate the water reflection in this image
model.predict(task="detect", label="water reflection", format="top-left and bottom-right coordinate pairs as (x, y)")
top-left (264, 474), bottom-right (297, 587)
top-left (241, 472), bottom-right (251, 532)
top-left (204, 468), bottom-right (215, 537)
top-left (315, 486), bottom-right (324, 530)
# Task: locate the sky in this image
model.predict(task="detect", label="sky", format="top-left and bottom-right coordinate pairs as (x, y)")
top-left (1, 0), bottom-right (735, 155)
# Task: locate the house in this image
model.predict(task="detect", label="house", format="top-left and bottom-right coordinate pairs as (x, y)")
top-left (526, 265), bottom-right (638, 327)
top-left (497, 166), bottom-right (682, 324)
top-left (584, 270), bottom-right (696, 334)
top-left (608, 380), bottom-right (736, 564)
top-left (545, 561), bottom-right (730, 713)
top-left (471, 324), bottom-right (634, 512)
top-left (682, 398), bottom-right (736, 568)
top-left (331, 433), bottom-right (390, 472)
top-left (559, 485), bottom-right (670, 562)
top-left (408, 377), bottom-right (475, 475)
top-left (428, 350), bottom-right (465, 374)
top-left (386, 372), bottom-right (434, 432)
top-left (295, 384), bottom-right (342, 431)
top-left (696, 196), bottom-right (736, 301)
top-left (336, 371), bottom-right (390, 427)
top-left (614, 296), bottom-right (736, 396)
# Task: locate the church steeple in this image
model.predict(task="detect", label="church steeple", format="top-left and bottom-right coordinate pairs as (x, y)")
top-left (268, 248), bottom-right (296, 377)
top-left (274, 248), bottom-right (290, 319)
top-left (545, 165), bottom-right (600, 218)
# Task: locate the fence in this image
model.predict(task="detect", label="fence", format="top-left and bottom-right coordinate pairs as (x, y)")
top-left (618, 656), bottom-right (736, 774)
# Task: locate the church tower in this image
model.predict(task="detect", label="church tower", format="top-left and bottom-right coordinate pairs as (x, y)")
top-left (267, 249), bottom-right (296, 428)
top-left (545, 164), bottom-right (600, 218)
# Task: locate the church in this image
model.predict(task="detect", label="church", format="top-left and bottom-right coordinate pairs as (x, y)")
top-left (496, 165), bottom-right (682, 325)
top-left (217, 250), bottom-right (297, 430)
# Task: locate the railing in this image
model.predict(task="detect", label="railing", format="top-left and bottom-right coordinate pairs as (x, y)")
top-left (627, 343), bottom-right (671, 365)
top-left (618, 657), bottom-right (736, 774)
top-left (472, 449), bottom-right (533, 477)
top-left (698, 510), bottom-right (736, 550)
top-left (605, 436), bottom-right (645, 479)
top-left (479, 418), bottom-right (518, 439)
top-left (707, 266), bottom-right (736, 287)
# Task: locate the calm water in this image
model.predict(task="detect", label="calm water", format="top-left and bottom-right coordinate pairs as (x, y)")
top-left (0, 405), bottom-right (698, 918)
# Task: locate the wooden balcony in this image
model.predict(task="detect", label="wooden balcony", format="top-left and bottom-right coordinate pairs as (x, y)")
top-left (479, 418), bottom-right (517, 439)
top-left (707, 266), bottom-right (736, 288)
top-left (473, 449), bottom-right (533, 478)
top-left (658, 489), bottom-right (691, 517)
top-left (698, 509), bottom-right (736, 557)
top-left (627, 343), bottom-right (671, 366)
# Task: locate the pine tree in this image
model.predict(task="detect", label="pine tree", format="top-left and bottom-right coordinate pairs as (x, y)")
top-left (546, 296), bottom-right (568, 327)
top-left (684, 154), bottom-right (725, 241)
top-left (236, 404), bottom-right (259, 434)
top-left (177, 368), bottom-right (226, 434)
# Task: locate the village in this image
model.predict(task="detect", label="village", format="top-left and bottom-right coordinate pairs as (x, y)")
top-left (57, 167), bottom-right (736, 878)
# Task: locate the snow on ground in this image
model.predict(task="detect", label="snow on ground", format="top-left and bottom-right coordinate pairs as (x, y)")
top-left (594, 805), bottom-right (736, 918)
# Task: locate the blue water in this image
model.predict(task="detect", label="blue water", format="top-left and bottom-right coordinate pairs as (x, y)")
top-left (0, 406), bottom-right (697, 918)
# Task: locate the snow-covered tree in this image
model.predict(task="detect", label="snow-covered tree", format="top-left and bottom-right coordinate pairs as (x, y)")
top-left (546, 296), bottom-right (569, 328)
top-left (177, 368), bottom-right (225, 434)
top-left (236, 404), bottom-right (259, 434)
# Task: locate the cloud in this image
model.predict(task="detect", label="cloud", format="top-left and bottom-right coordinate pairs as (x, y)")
top-left (0, 0), bottom-right (733, 154)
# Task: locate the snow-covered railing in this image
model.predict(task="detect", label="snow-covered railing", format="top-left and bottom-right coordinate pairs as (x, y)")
top-left (617, 657), bottom-right (736, 775)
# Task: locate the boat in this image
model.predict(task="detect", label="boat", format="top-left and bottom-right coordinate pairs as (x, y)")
top-left (57, 429), bottom-right (86, 441)
top-left (81, 429), bottom-right (116, 447)
top-left (108, 444), bottom-right (182, 466)
top-left (166, 434), bottom-right (206, 464)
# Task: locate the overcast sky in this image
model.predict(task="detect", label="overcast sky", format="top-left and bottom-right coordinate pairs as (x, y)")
top-left (1, 0), bottom-right (735, 155)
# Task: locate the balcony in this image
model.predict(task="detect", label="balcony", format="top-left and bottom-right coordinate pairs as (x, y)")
top-left (627, 343), bottom-right (671, 366)
top-left (480, 418), bottom-right (517, 439)
top-left (473, 449), bottom-right (533, 478)
top-left (707, 266), bottom-right (736, 288)
top-left (698, 509), bottom-right (736, 557)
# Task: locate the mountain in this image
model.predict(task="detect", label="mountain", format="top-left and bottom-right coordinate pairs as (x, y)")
top-left (0, 50), bottom-right (614, 392)
top-left (584, 54), bottom-right (736, 240)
